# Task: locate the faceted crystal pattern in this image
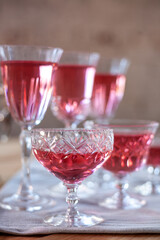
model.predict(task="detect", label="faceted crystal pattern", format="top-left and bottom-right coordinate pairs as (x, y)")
top-left (31, 129), bottom-right (113, 184)
top-left (103, 133), bottom-right (153, 177)
top-left (32, 129), bottom-right (113, 155)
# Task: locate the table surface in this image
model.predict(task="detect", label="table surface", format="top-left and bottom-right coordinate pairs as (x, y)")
top-left (0, 139), bottom-right (160, 240)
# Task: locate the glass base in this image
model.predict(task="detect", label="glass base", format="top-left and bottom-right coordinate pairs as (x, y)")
top-left (134, 181), bottom-right (160, 196)
top-left (44, 212), bottom-right (104, 227)
top-left (100, 192), bottom-right (146, 210)
top-left (0, 192), bottom-right (55, 212)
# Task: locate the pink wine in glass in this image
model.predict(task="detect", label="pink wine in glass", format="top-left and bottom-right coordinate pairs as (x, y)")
top-left (51, 65), bottom-right (95, 125)
top-left (147, 146), bottom-right (160, 167)
top-left (92, 74), bottom-right (126, 119)
top-left (32, 149), bottom-right (111, 184)
top-left (103, 133), bottom-right (153, 177)
top-left (1, 60), bottom-right (57, 126)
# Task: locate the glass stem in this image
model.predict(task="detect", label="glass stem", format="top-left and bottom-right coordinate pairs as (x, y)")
top-left (116, 176), bottom-right (128, 209)
top-left (64, 121), bottom-right (72, 128)
top-left (64, 121), bottom-right (77, 129)
top-left (96, 168), bottom-right (104, 188)
top-left (149, 166), bottom-right (160, 194)
top-left (65, 183), bottom-right (80, 226)
top-left (17, 126), bottom-right (33, 200)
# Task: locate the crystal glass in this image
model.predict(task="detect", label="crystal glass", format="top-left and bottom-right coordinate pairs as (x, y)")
top-left (0, 45), bottom-right (63, 211)
top-left (50, 51), bottom-right (99, 129)
top-left (134, 134), bottom-right (160, 195)
top-left (50, 51), bottom-right (99, 197)
top-left (97, 119), bottom-right (158, 209)
top-left (31, 128), bottom-right (113, 227)
top-left (85, 57), bottom-right (130, 192)
top-left (91, 57), bottom-right (130, 122)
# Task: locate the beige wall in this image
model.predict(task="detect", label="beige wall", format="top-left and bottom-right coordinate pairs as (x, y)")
top-left (0, 0), bottom-right (160, 134)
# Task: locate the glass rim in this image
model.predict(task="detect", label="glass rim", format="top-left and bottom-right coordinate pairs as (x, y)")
top-left (0, 44), bottom-right (63, 52)
top-left (31, 127), bottom-right (113, 134)
top-left (96, 119), bottom-right (159, 129)
top-left (59, 50), bottom-right (100, 58)
top-left (98, 56), bottom-right (130, 63)
top-left (96, 57), bottom-right (130, 74)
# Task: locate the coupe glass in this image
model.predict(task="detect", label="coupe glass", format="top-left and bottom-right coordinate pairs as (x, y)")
top-left (97, 119), bottom-right (158, 209)
top-left (31, 128), bottom-right (113, 227)
top-left (0, 45), bottom-right (63, 211)
top-left (50, 51), bottom-right (99, 129)
top-left (134, 134), bottom-right (160, 195)
top-left (90, 57), bottom-right (130, 122)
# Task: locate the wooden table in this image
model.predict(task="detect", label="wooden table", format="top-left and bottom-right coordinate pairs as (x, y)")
top-left (0, 139), bottom-right (160, 240)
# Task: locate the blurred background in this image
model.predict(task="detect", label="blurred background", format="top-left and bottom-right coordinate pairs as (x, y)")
top-left (0, 0), bottom-right (160, 136)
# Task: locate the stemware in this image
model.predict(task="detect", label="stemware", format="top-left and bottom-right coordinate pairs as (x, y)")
top-left (90, 57), bottom-right (130, 122)
top-left (85, 57), bottom-right (130, 190)
top-left (49, 51), bottom-right (99, 197)
top-left (50, 51), bottom-right (99, 129)
top-left (97, 119), bottom-right (158, 209)
top-left (134, 134), bottom-right (160, 195)
top-left (31, 128), bottom-right (113, 227)
top-left (0, 45), bottom-right (63, 211)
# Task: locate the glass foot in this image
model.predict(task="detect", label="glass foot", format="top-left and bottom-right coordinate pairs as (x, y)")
top-left (44, 212), bottom-right (104, 227)
top-left (134, 181), bottom-right (160, 196)
top-left (0, 192), bottom-right (55, 212)
top-left (100, 192), bottom-right (146, 210)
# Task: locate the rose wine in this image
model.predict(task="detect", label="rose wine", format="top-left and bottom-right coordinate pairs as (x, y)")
top-left (33, 149), bottom-right (111, 184)
top-left (1, 61), bottom-right (57, 125)
top-left (91, 74), bottom-right (126, 119)
top-left (103, 133), bottom-right (153, 177)
top-left (147, 146), bottom-right (160, 167)
top-left (51, 65), bottom-right (96, 125)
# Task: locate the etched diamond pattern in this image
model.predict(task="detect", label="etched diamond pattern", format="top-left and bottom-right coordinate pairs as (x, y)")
top-left (32, 129), bottom-right (113, 154)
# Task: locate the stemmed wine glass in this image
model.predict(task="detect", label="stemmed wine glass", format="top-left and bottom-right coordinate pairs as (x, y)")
top-left (0, 45), bottom-right (63, 211)
top-left (84, 57), bottom-right (130, 190)
top-left (90, 57), bottom-right (130, 122)
top-left (31, 128), bottom-right (113, 227)
top-left (50, 51), bottom-right (100, 129)
top-left (49, 51), bottom-right (99, 197)
top-left (97, 119), bottom-right (158, 209)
